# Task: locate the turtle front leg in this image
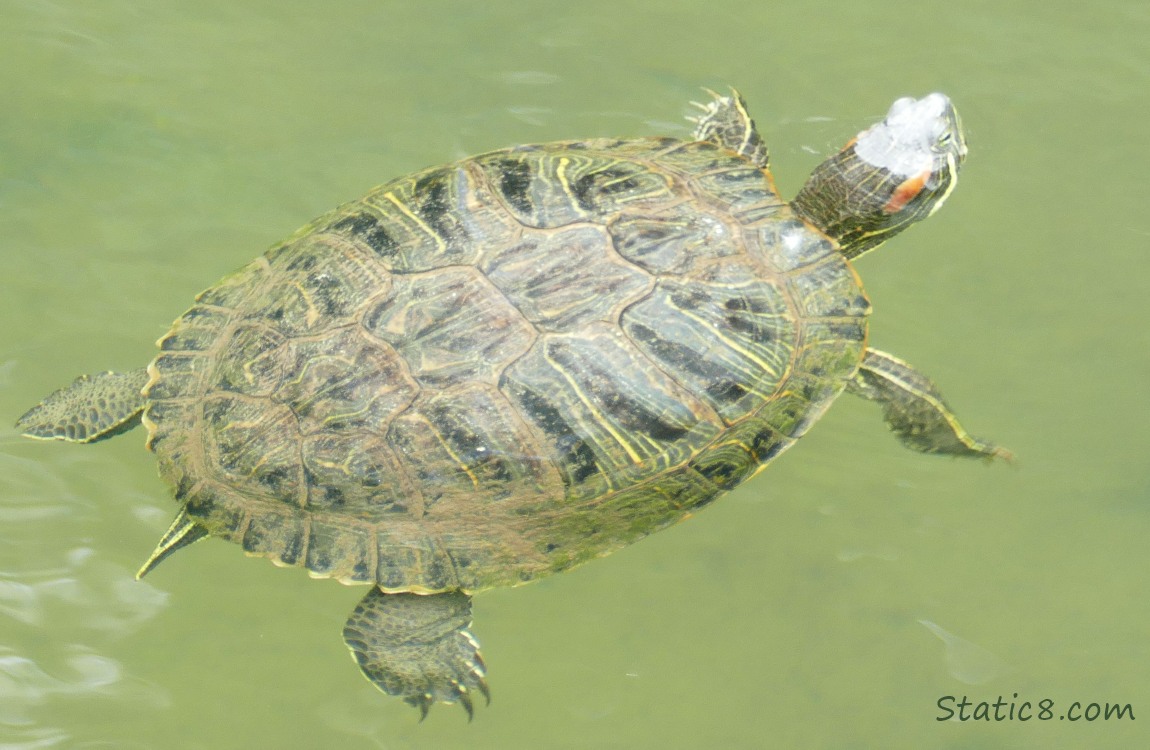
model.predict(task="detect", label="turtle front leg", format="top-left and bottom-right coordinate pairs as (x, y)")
top-left (689, 88), bottom-right (769, 168)
top-left (846, 348), bottom-right (1012, 461)
top-left (343, 588), bottom-right (489, 719)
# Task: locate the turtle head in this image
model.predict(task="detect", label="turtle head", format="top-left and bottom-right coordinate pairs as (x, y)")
top-left (792, 93), bottom-right (966, 260)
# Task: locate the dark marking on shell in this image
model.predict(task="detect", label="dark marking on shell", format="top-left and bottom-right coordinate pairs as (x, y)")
top-left (628, 322), bottom-right (749, 407)
top-left (329, 212), bottom-right (402, 260)
top-left (693, 459), bottom-right (747, 490)
top-left (497, 158), bottom-right (534, 215)
top-left (546, 340), bottom-right (692, 444)
top-left (413, 169), bottom-right (465, 243)
top-left (571, 168), bottom-right (640, 212)
top-left (513, 386), bottom-right (600, 486)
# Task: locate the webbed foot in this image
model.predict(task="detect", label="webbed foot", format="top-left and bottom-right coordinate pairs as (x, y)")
top-left (343, 588), bottom-right (489, 719)
top-left (688, 87), bottom-right (769, 168)
top-left (848, 348), bottom-right (1012, 461)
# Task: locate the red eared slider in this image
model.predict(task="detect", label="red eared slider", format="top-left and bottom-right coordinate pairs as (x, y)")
top-left (18, 89), bottom-right (1009, 717)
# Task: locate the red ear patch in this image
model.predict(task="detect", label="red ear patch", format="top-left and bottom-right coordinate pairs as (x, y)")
top-left (883, 169), bottom-right (930, 214)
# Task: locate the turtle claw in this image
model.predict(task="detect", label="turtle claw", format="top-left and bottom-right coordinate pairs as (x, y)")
top-left (458, 672), bottom-right (492, 720)
top-left (391, 640), bottom-right (488, 720)
top-left (408, 693), bottom-right (433, 721)
top-left (401, 671), bottom-right (487, 721)
top-left (457, 685), bottom-right (474, 721)
top-left (343, 589), bottom-right (490, 719)
top-left (688, 87), bottom-right (769, 168)
top-left (475, 671), bottom-right (491, 705)
top-left (689, 88), bottom-right (725, 114)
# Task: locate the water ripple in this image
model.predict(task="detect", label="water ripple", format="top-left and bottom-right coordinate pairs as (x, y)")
top-left (0, 644), bottom-right (170, 729)
top-left (0, 552), bottom-right (168, 633)
top-left (0, 441), bottom-right (171, 744)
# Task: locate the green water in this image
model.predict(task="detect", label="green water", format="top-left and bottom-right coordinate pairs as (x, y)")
top-left (2, 1), bottom-right (1147, 748)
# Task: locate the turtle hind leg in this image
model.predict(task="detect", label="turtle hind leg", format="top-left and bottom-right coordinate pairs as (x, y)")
top-left (689, 88), bottom-right (769, 168)
top-left (847, 348), bottom-right (1013, 461)
top-left (16, 368), bottom-right (150, 443)
top-left (343, 588), bottom-right (489, 720)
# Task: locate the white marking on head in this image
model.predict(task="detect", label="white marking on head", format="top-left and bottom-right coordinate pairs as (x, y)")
top-left (854, 93), bottom-right (964, 180)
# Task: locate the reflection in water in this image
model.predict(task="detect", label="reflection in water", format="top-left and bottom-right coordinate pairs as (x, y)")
top-left (0, 454), bottom-right (86, 526)
top-left (835, 546), bottom-right (900, 562)
top-left (0, 646), bottom-right (123, 724)
top-left (0, 645), bottom-right (169, 742)
top-left (0, 549), bottom-right (168, 633)
top-left (317, 688), bottom-right (405, 749)
top-left (0, 448), bottom-right (170, 747)
top-left (918, 618), bottom-right (1014, 685)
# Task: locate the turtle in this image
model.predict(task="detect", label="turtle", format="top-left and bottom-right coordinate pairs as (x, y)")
top-left (17, 88), bottom-right (1009, 718)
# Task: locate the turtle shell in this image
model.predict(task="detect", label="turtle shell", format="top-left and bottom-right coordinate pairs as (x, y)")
top-left (141, 136), bottom-right (870, 593)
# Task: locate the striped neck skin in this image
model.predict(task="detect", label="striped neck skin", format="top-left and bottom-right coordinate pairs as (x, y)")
top-left (791, 93), bottom-right (966, 261)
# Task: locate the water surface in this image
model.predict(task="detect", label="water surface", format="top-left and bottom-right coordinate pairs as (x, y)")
top-left (2, 1), bottom-right (1147, 748)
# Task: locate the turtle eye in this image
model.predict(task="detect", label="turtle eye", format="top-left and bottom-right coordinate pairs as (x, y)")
top-left (933, 130), bottom-right (957, 155)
